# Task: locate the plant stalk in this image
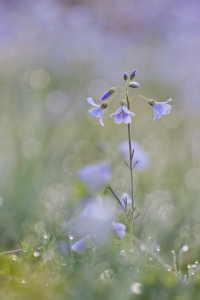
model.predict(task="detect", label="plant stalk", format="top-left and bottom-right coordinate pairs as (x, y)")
top-left (126, 90), bottom-right (135, 251)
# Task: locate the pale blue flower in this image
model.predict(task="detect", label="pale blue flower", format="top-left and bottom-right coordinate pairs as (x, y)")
top-left (77, 162), bottom-right (111, 194)
top-left (80, 203), bottom-right (111, 222)
top-left (148, 98), bottom-right (172, 121)
top-left (119, 140), bottom-right (149, 171)
top-left (118, 193), bottom-right (132, 209)
top-left (71, 239), bottom-right (86, 254)
top-left (112, 223), bottom-right (126, 238)
top-left (110, 100), bottom-right (135, 124)
top-left (87, 97), bottom-right (108, 126)
top-left (78, 200), bottom-right (115, 244)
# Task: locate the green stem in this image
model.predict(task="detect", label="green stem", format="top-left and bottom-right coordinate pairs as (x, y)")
top-left (129, 95), bottom-right (149, 102)
top-left (126, 91), bottom-right (134, 251)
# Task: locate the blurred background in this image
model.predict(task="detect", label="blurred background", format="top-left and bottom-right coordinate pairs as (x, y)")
top-left (0, 0), bottom-right (199, 266)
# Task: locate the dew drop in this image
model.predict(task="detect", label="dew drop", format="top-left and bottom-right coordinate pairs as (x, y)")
top-left (120, 250), bottom-right (126, 256)
top-left (157, 246), bottom-right (160, 252)
top-left (69, 234), bottom-right (74, 240)
top-left (33, 252), bottom-right (40, 257)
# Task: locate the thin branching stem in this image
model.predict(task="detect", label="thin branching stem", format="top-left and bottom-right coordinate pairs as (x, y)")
top-left (129, 94), bottom-right (149, 102)
top-left (107, 186), bottom-right (130, 223)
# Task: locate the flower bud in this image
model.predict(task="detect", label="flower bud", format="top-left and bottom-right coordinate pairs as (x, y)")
top-left (101, 102), bottom-right (108, 109)
top-left (129, 82), bottom-right (139, 88)
top-left (101, 87), bottom-right (116, 100)
top-left (130, 69), bottom-right (137, 80)
top-left (123, 72), bottom-right (128, 81)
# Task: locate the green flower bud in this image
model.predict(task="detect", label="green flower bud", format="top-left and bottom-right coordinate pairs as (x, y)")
top-left (129, 82), bottom-right (139, 88)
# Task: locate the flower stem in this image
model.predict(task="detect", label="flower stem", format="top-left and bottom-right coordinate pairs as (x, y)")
top-left (125, 91), bottom-right (135, 251)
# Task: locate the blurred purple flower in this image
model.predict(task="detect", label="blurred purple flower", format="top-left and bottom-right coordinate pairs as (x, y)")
top-left (71, 239), bottom-right (86, 254)
top-left (119, 140), bottom-right (149, 171)
top-left (78, 200), bottom-right (115, 244)
top-left (80, 203), bottom-right (111, 222)
top-left (112, 223), bottom-right (126, 238)
top-left (118, 193), bottom-right (132, 209)
top-left (87, 97), bottom-right (108, 126)
top-left (77, 162), bottom-right (111, 194)
top-left (58, 241), bottom-right (68, 256)
top-left (101, 87), bottom-right (116, 100)
top-left (110, 100), bottom-right (135, 124)
top-left (148, 98), bottom-right (172, 121)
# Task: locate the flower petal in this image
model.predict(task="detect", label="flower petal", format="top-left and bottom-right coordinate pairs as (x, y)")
top-left (122, 110), bottom-right (132, 124)
top-left (71, 239), bottom-right (86, 254)
top-left (123, 106), bottom-right (135, 116)
top-left (87, 97), bottom-right (99, 107)
top-left (99, 110), bottom-right (105, 126)
top-left (115, 112), bottom-right (123, 124)
top-left (166, 98), bottom-right (172, 104)
top-left (112, 223), bottom-right (126, 238)
top-left (89, 107), bottom-right (103, 117)
top-left (110, 106), bottom-right (123, 117)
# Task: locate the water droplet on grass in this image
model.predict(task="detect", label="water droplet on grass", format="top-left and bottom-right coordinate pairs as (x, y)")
top-left (33, 252), bottom-right (40, 257)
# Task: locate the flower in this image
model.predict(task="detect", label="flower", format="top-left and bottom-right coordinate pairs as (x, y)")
top-left (118, 193), bottom-right (132, 209)
top-left (148, 98), bottom-right (172, 121)
top-left (87, 97), bottom-right (108, 126)
top-left (80, 203), bottom-right (112, 222)
top-left (77, 162), bottom-right (111, 194)
top-left (78, 200), bottom-right (115, 244)
top-left (112, 223), bottom-right (126, 238)
top-left (119, 140), bottom-right (149, 171)
top-left (101, 87), bottom-right (116, 100)
top-left (71, 239), bottom-right (86, 254)
top-left (110, 99), bottom-right (135, 124)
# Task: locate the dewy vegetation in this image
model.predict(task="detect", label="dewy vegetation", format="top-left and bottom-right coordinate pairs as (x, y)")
top-left (1, 70), bottom-right (200, 300)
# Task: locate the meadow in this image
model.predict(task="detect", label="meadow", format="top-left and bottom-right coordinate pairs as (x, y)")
top-left (0, 1), bottom-right (200, 299)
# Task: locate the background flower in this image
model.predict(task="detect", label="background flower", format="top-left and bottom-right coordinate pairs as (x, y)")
top-left (118, 193), bottom-right (132, 209)
top-left (71, 239), bottom-right (86, 254)
top-left (112, 223), bottom-right (126, 238)
top-left (119, 140), bottom-right (149, 171)
top-left (77, 162), bottom-right (111, 194)
top-left (77, 199), bottom-right (115, 244)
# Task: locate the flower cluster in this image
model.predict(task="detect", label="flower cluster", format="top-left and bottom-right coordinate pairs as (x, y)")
top-left (87, 69), bottom-right (172, 126)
